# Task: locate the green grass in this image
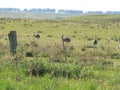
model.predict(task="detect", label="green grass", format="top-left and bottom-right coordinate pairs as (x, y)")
top-left (0, 14), bottom-right (120, 89)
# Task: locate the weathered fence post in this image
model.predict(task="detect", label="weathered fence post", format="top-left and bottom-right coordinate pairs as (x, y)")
top-left (61, 35), bottom-right (67, 63)
top-left (8, 31), bottom-right (17, 55)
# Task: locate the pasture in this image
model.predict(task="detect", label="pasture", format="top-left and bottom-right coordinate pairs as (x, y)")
top-left (0, 14), bottom-right (120, 90)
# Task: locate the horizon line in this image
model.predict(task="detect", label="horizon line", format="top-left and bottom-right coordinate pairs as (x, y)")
top-left (0, 7), bottom-right (120, 12)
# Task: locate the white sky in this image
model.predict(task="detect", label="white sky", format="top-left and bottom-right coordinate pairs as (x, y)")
top-left (0, 0), bottom-right (120, 11)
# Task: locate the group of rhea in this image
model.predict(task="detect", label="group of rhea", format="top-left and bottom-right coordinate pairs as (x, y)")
top-left (33, 33), bottom-right (98, 45)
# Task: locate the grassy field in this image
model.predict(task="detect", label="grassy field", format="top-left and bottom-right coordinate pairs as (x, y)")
top-left (0, 14), bottom-right (120, 90)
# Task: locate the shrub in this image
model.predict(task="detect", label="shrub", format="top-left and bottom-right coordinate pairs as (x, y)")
top-left (46, 43), bottom-right (63, 62)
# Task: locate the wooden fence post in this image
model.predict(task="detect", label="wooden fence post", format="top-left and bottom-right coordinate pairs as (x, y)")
top-left (61, 35), bottom-right (67, 63)
top-left (8, 31), bottom-right (17, 55)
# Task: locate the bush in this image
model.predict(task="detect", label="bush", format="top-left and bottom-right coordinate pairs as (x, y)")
top-left (26, 61), bottom-right (83, 79)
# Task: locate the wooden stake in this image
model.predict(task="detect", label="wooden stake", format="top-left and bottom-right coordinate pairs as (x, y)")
top-left (8, 31), bottom-right (17, 55)
top-left (61, 35), bottom-right (67, 63)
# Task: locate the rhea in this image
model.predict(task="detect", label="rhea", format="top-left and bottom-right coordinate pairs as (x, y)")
top-left (33, 33), bottom-right (40, 39)
top-left (93, 37), bottom-right (98, 46)
top-left (61, 35), bottom-right (71, 42)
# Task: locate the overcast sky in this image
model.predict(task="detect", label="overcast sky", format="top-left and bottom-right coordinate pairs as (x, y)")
top-left (0, 0), bottom-right (120, 11)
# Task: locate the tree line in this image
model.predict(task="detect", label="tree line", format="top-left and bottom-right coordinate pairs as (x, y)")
top-left (0, 8), bottom-right (120, 14)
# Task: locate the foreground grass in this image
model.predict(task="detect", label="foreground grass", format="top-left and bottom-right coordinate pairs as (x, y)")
top-left (0, 63), bottom-right (119, 90)
top-left (0, 51), bottom-right (120, 90)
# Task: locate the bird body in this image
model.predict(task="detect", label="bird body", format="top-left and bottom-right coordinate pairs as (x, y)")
top-left (61, 35), bottom-right (71, 42)
top-left (63, 38), bottom-right (71, 42)
top-left (93, 39), bottom-right (98, 45)
top-left (33, 34), bottom-right (40, 39)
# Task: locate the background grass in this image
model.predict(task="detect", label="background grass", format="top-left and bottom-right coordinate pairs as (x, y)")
top-left (0, 11), bottom-right (80, 19)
